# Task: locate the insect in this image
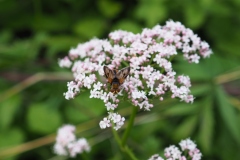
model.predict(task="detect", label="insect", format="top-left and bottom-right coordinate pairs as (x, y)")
top-left (103, 66), bottom-right (130, 94)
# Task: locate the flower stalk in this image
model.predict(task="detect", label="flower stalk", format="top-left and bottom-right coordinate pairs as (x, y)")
top-left (121, 106), bottom-right (138, 146)
top-left (112, 122), bottom-right (138, 160)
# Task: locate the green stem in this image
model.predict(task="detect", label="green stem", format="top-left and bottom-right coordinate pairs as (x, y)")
top-left (124, 146), bottom-right (138, 160)
top-left (111, 106), bottom-right (139, 160)
top-left (121, 106), bottom-right (138, 146)
top-left (80, 152), bottom-right (90, 160)
top-left (111, 127), bottom-right (122, 147)
top-left (112, 127), bottom-right (138, 160)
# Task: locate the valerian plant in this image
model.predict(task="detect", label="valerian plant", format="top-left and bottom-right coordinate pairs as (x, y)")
top-left (57, 20), bottom-right (212, 159)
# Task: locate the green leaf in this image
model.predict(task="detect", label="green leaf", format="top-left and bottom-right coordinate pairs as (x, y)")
top-left (0, 40), bottom-right (38, 60)
top-left (64, 105), bottom-right (90, 123)
top-left (135, 0), bottom-right (167, 27)
top-left (73, 18), bottom-right (106, 39)
top-left (112, 20), bottom-right (142, 33)
top-left (32, 14), bottom-right (71, 32)
top-left (98, 0), bottom-right (122, 18)
top-left (215, 86), bottom-right (240, 143)
top-left (164, 103), bottom-right (198, 116)
top-left (74, 91), bottom-right (106, 117)
top-left (141, 136), bottom-right (161, 156)
top-left (198, 97), bottom-right (214, 153)
top-left (0, 95), bottom-right (21, 131)
top-left (45, 35), bottom-right (80, 58)
top-left (191, 84), bottom-right (211, 96)
top-left (27, 103), bottom-right (62, 134)
top-left (0, 128), bottom-right (25, 148)
top-left (174, 58), bottom-right (212, 81)
top-left (173, 115), bottom-right (198, 141)
top-left (0, 30), bottom-right (12, 43)
top-left (175, 55), bottom-right (234, 81)
top-left (184, 2), bottom-right (206, 29)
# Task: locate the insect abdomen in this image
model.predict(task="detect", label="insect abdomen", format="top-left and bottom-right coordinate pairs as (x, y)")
top-left (112, 78), bottom-right (120, 89)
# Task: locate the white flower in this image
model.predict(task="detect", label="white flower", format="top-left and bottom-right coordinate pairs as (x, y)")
top-left (56, 125), bottom-right (76, 146)
top-left (114, 117), bottom-right (125, 130)
top-left (68, 138), bottom-right (90, 158)
top-left (93, 82), bottom-right (103, 91)
top-left (131, 90), bottom-right (147, 100)
top-left (59, 20), bottom-right (212, 130)
top-left (64, 91), bottom-right (75, 100)
top-left (164, 145), bottom-right (182, 159)
top-left (179, 138), bottom-right (197, 151)
top-left (178, 76), bottom-right (191, 88)
top-left (111, 113), bottom-right (121, 123)
top-left (149, 154), bottom-right (164, 160)
top-left (149, 138), bottom-right (202, 160)
top-left (59, 57), bottom-right (72, 68)
top-left (53, 143), bottom-right (67, 156)
top-left (105, 102), bottom-right (116, 111)
top-left (53, 125), bottom-right (91, 158)
top-left (99, 118), bottom-right (110, 129)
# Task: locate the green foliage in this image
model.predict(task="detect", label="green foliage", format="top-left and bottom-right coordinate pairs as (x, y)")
top-left (27, 103), bottom-right (62, 134)
top-left (0, 128), bottom-right (25, 148)
top-left (0, 0), bottom-right (240, 159)
top-left (0, 96), bottom-right (21, 131)
top-left (215, 86), bottom-right (240, 143)
top-left (74, 17), bottom-right (107, 39)
top-left (135, 0), bottom-right (167, 27)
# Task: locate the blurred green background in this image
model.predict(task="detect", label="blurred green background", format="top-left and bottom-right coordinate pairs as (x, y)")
top-left (0, 0), bottom-right (240, 159)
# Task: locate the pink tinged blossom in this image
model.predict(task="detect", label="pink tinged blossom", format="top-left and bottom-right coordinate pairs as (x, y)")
top-left (105, 102), bottom-right (117, 111)
top-left (130, 41), bottom-right (148, 53)
top-left (56, 125), bottom-right (76, 146)
top-left (179, 138), bottom-right (196, 151)
top-left (149, 138), bottom-right (202, 160)
top-left (179, 138), bottom-right (202, 160)
top-left (60, 20), bottom-right (212, 130)
top-left (114, 117), bottom-right (125, 130)
top-left (164, 145), bottom-right (182, 159)
top-left (148, 154), bottom-right (165, 160)
top-left (99, 118), bottom-right (111, 129)
top-left (107, 112), bottom-right (125, 130)
top-left (178, 75), bottom-right (191, 88)
top-left (191, 149), bottom-right (202, 160)
top-left (64, 91), bottom-right (75, 100)
top-left (59, 57), bottom-right (72, 68)
top-left (68, 48), bottom-right (80, 60)
top-left (54, 125), bottom-right (91, 158)
top-left (109, 30), bottom-right (125, 42)
top-left (53, 143), bottom-right (68, 156)
top-left (180, 156), bottom-right (187, 160)
top-left (67, 138), bottom-right (90, 158)
top-left (131, 90), bottom-right (147, 99)
top-left (93, 82), bottom-right (103, 91)
top-left (188, 54), bottom-right (200, 63)
top-left (112, 113), bottom-right (122, 123)
top-left (138, 101), bottom-right (153, 111)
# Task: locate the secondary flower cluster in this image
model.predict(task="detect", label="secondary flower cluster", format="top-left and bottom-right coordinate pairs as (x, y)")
top-left (59, 20), bottom-right (212, 130)
top-left (149, 138), bottom-right (202, 160)
top-left (53, 125), bottom-right (90, 158)
top-left (99, 112), bottom-right (125, 130)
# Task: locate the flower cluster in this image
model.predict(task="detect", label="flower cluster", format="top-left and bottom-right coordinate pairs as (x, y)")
top-left (149, 138), bottom-right (202, 160)
top-left (99, 112), bottom-right (125, 130)
top-left (53, 125), bottom-right (90, 158)
top-left (59, 20), bottom-right (212, 130)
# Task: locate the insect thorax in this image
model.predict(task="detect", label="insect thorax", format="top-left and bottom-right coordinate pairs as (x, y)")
top-left (112, 77), bottom-right (119, 83)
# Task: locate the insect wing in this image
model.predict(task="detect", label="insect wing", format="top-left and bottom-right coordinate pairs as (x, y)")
top-left (116, 67), bottom-right (130, 84)
top-left (103, 66), bottom-right (114, 83)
